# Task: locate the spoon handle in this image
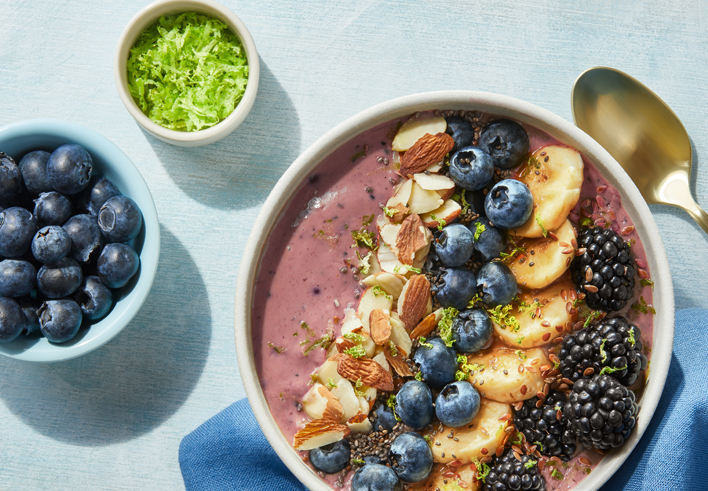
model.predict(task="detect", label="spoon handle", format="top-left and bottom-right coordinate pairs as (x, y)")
top-left (684, 201), bottom-right (708, 235)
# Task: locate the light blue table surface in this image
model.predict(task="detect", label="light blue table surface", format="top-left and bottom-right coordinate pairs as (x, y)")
top-left (1, 0), bottom-right (706, 489)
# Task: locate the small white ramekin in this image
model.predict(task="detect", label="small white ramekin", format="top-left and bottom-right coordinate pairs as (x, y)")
top-left (114, 0), bottom-right (259, 147)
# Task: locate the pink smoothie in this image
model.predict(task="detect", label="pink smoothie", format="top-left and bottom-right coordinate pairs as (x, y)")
top-left (251, 113), bottom-right (655, 491)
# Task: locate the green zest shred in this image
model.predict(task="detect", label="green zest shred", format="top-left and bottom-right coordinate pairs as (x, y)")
top-left (438, 307), bottom-right (459, 347)
top-left (535, 213), bottom-right (548, 237)
top-left (383, 206), bottom-right (395, 217)
top-left (551, 468), bottom-right (564, 480)
top-left (415, 371), bottom-right (423, 381)
top-left (127, 12), bottom-right (249, 132)
top-left (640, 278), bottom-right (655, 289)
top-left (524, 460), bottom-right (537, 469)
top-left (473, 458), bottom-right (491, 482)
top-left (351, 458), bottom-right (365, 466)
top-left (599, 339), bottom-right (608, 364)
top-left (343, 332), bottom-right (364, 343)
top-left (267, 342), bottom-right (286, 353)
top-left (486, 304), bottom-right (521, 332)
top-left (599, 364), bottom-right (627, 376)
top-left (632, 296), bottom-right (656, 315)
top-left (343, 345), bottom-right (366, 358)
top-left (356, 251), bottom-right (372, 275)
top-left (474, 221), bottom-right (486, 241)
top-left (418, 336), bottom-right (433, 349)
top-left (326, 378), bottom-right (337, 389)
top-left (388, 340), bottom-right (398, 357)
top-left (430, 213), bottom-right (446, 231)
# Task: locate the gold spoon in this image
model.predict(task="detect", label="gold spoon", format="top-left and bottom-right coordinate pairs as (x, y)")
top-left (571, 66), bottom-right (708, 233)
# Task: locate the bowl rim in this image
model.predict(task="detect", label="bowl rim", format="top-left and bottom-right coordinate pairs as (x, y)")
top-left (0, 118), bottom-right (160, 363)
top-left (234, 91), bottom-right (675, 491)
top-left (113, 0), bottom-right (260, 145)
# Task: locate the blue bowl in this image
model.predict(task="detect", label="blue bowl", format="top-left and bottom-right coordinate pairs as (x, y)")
top-left (0, 120), bottom-right (160, 362)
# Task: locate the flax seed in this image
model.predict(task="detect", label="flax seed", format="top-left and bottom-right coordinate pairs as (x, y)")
top-left (562, 378), bottom-right (574, 385)
top-left (505, 426), bottom-right (515, 434)
top-left (535, 399), bottom-right (543, 408)
top-left (531, 359), bottom-right (539, 366)
top-left (520, 385), bottom-right (528, 395)
top-left (621, 225), bottom-right (635, 236)
top-left (575, 247), bottom-right (586, 256)
top-left (636, 258), bottom-right (648, 269)
top-left (540, 364), bottom-right (551, 372)
top-left (518, 364), bottom-right (525, 373)
top-left (514, 401), bottom-right (524, 411)
top-left (585, 284), bottom-right (598, 293)
top-left (583, 367), bottom-right (595, 376)
top-left (596, 196), bottom-right (606, 208)
top-left (638, 268), bottom-right (649, 279)
top-left (566, 256), bottom-right (571, 267)
top-left (499, 413), bottom-right (511, 421)
top-left (543, 383), bottom-right (549, 396)
top-left (558, 383), bottom-right (569, 390)
top-left (580, 457), bottom-right (592, 465)
top-left (538, 459), bottom-right (546, 471)
top-left (566, 302), bottom-right (573, 313)
top-left (555, 325), bottom-right (563, 333)
top-left (481, 448), bottom-right (488, 455)
top-left (542, 332), bottom-right (551, 341)
top-left (541, 320), bottom-right (551, 327)
top-left (596, 185), bottom-right (607, 193)
top-left (559, 242), bottom-right (570, 248)
top-left (514, 451), bottom-right (522, 461)
top-left (548, 231), bottom-right (558, 241)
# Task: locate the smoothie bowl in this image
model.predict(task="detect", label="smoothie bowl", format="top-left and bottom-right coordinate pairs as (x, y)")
top-left (235, 92), bottom-right (673, 491)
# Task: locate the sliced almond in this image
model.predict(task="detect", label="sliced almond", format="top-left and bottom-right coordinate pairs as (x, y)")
top-left (421, 199), bottom-right (462, 229)
top-left (302, 383), bottom-right (344, 421)
top-left (370, 309), bottom-right (392, 346)
top-left (389, 315), bottom-right (413, 355)
top-left (426, 161), bottom-right (443, 173)
top-left (384, 346), bottom-right (414, 377)
top-left (399, 132), bottom-right (455, 177)
top-left (389, 179), bottom-right (413, 207)
top-left (409, 311), bottom-right (439, 340)
top-left (335, 337), bottom-right (356, 353)
top-left (293, 419), bottom-right (350, 451)
top-left (413, 173), bottom-right (455, 191)
top-left (329, 378), bottom-right (361, 421)
top-left (376, 242), bottom-right (407, 275)
top-left (395, 214), bottom-right (429, 265)
top-left (398, 275), bottom-right (432, 330)
top-left (347, 413), bottom-right (373, 434)
top-left (357, 287), bottom-right (393, 331)
top-left (437, 187), bottom-right (455, 201)
top-left (386, 202), bottom-right (409, 224)
top-left (380, 223), bottom-right (401, 247)
top-left (361, 272), bottom-right (408, 300)
top-left (392, 114), bottom-right (447, 152)
top-left (335, 353), bottom-right (394, 391)
top-left (407, 181), bottom-right (444, 215)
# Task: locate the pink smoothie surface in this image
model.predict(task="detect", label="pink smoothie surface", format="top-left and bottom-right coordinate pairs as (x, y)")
top-left (251, 113), bottom-right (655, 491)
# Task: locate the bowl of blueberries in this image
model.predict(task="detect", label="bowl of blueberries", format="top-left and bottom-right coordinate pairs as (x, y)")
top-left (0, 119), bottom-right (159, 362)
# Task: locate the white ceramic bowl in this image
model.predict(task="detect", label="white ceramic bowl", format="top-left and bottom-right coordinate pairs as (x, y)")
top-left (234, 91), bottom-right (674, 491)
top-left (114, 0), bottom-right (259, 147)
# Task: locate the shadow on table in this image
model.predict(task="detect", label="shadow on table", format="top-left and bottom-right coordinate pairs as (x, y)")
top-left (143, 59), bottom-right (301, 211)
top-left (0, 226), bottom-right (211, 446)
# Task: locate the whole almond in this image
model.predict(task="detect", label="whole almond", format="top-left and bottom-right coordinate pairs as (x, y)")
top-left (399, 133), bottom-right (454, 177)
top-left (369, 309), bottom-right (392, 346)
top-left (335, 353), bottom-right (394, 391)
top-left (399, 275), bottom-right (431, 330)
top-left (395, 214), bottom-right (428, 265)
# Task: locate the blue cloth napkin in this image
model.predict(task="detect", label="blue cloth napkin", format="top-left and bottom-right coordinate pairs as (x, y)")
top-left (179, 309), bottom-right (708, 490)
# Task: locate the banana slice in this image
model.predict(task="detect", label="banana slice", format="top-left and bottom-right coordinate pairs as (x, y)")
top-left (494, 278), bottom-right (575, 348)
top-left (511, 145), bottom-right (584, 238)
top-left (508, 219), bottom-right (576, 290)
top-left (408, 463), bottom-right (481, 491)
top-left (429, 398), bottom-right (511, 464)
top-left (464, 347), bottom-right (550, 403)
top-left (392, 114), bottom-right (447, 152)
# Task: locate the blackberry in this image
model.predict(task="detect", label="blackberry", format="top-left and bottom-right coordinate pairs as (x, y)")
top-left (513, 391), bottom-right (577, 461)
top-left (484, 449), bottom-right (545, 491)
top-left (558, 316), bottom-right (647, 386)
top-left (563, 374), bottom-right (638, 450)
top-left (572, 227), bottom-right (635, 312)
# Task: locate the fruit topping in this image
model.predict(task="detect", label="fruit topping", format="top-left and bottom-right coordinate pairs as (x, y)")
top-left (514, 390), bottom-right (576, 461)
top-left (485, 180), bottom-right (534, 230)
top-left (563, 374), bottom-right (638, 450)
top-left (477, 261), bottom-right (517, 307)
top-left (449, 146), bottom-right (494, 191)
top-left (469, 217), bottom-right (506, 262)
top-left (433, 268), bottom-right (477, 311)
top-left (484, 448), bottom-right (545, 491)
top-left (309, 440), bottom-right (351, 474)
top-left (558, 316), bottom-right (647, 386)
top-left (444, 116), bottom-right (475, 153)
top-left (435, 223), bottom-right (475, 267)
top-left (435, 380), bottom-right (481, 427)
top-left (572, 227), bottom-right (635, 312)
top-left (351, 463), bottom-right (401, 491)
top-left (452, 308), bottom-right (492, 353)
top-left (412, 337), bottom-right (457, 390)
top-left (478, 119), bottom-right (530, 170)
top-left (395, 380), bottom-right (434, 429)
top-left (389, 432), bottom-right (433, 483)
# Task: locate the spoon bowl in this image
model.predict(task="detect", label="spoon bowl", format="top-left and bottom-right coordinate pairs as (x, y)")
top-left (572, 66), bottom-right (708, 233)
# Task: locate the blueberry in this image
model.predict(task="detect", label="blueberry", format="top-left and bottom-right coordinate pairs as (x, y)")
top-left (371, 400), bottom-right (398, 432)
top-left (434, 268), bottom-right (477, 311)
top-left (34, 191), bottom-right (72, 227)
top-left (452, 308), bottom-right (492, 353)
top-left (0, 153), bottom-right (24, 207)
top-left (468, 217), bottom-right (505, 262)
top-left (435, 224), bottom-right (475, 267)
top-left (31, 226), bottom-right (71, 264)
top-left (309, 440), bottom-right (350, 474)
top-left (484, 179), bottom-right (533, 229)
top-left (477, 262), bottom-right (517, 307)
top-left (98, 196), bottom-right (142, 243)
top-left (63, 214), bottom-right (102, 263)
top-left (444, 116), bottom-right (474, 153)
top-left (37, 257), bottom-right (83, 299)
top-left (464, 189), bottom-right (487, 218)
top-left (77, 176), bottom-right (122, 215)
top-left (389, 432), bottom-right (433, 482)
top-left (18, 150), bottom-right (53, 196)
top-left (97, 243), bottom-right (139, 288)
top-left (478, 119), bottom-right (530, 170)
top-left (0, 207), bottom-right (38, 257)
top-left (46, 144), bottom-right (93, 195)
top-left (0, 259), bottom-right (36, 297)
top-left (435, 381), bottom-right (481, 427)
top-left (38, 299), bottom-right (82, 343)
top-left (17, 297), bottom-right (41, 335)
top-left (0, 297), bottom-right (27, 343)
top-left (352, 464), bottom-right (401, 491)
top-left (74, 276), bottom-right (112, 321)
top-left (412, 338), bottom-right (457, 390)
top-left (395, 380), bottom-right (434, 429)
top-left (449, 146), bottom-right (494, 191)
